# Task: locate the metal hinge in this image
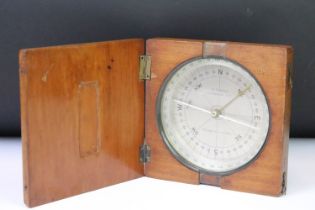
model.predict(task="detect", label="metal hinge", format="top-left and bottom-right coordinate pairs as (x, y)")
top-left (281, 171), bottom-right (287, 194)
top-left (139, 55), bottom-right (151, 80)
top-left (140, 143), bottom-right (151, 163)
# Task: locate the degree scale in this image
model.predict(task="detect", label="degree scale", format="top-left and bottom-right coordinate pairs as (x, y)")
top-left (19, 38), bottom-right (293, 207)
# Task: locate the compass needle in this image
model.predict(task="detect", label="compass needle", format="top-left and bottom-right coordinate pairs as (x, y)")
top-left (218, 84), bottom-right (252, 113)
top-left (218, 114), bottom-right (259, 130)
top-left (173, 99), bottom-right (212, 115)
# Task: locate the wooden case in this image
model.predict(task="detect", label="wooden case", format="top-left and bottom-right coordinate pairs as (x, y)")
top-left (19, 38), bottom-right (292, 207)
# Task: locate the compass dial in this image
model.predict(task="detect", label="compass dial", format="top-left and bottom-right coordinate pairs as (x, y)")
top-left (157, 57), bottom-right (270, 174)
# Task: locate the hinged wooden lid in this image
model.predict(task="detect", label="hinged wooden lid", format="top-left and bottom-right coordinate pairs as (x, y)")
top-left (19, 39), bottom-right (145, 207)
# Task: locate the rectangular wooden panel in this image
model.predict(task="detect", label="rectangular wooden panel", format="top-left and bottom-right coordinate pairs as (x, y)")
top-left (145, 38), bottom-right (292, 196)
top-left (78, 81), bottom-right (100, 157)
top-left (19, 39), bottom-right (145, 207)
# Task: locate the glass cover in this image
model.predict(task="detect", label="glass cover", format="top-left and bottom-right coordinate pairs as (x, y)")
top-left (157, 56), bottom-right (270, 174)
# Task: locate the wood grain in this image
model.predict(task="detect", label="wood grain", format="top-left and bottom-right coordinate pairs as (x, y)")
top-left (19, 39), bottom-right (145, 207)
top-left (145, 38), bottom-right (292, 196)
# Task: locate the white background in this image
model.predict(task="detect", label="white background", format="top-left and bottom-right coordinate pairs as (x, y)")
top-left (0, 138), bottom-right (314, 210)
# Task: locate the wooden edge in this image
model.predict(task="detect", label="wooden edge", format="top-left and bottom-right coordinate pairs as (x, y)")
top-left (281, 47), bottom-right (294, 194)
top-left (19, 49), bottom-right (31, 206)
top-left (147, 37), bottom-right (292, 49)
top-left (19, 38), bottom-right (144, 52)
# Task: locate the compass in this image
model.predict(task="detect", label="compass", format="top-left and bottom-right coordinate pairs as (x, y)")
top-left (157, 57), bottom-right (270, 174)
